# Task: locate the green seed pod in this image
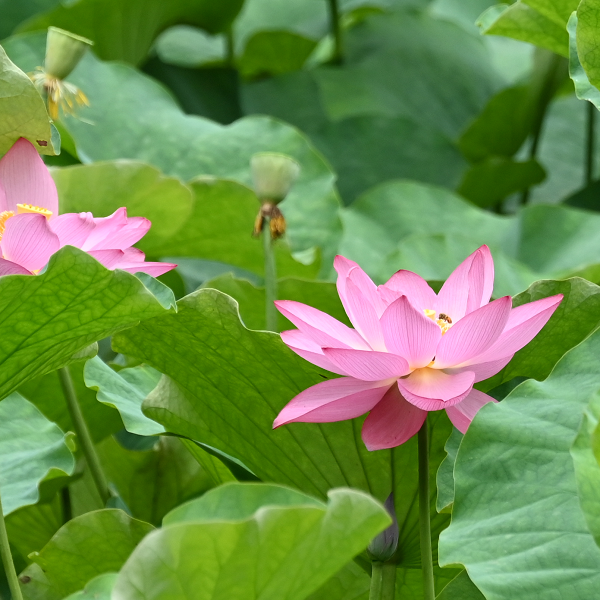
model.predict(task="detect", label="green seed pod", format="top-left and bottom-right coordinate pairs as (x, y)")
top-left (250, 152), bottom-right (300, 203)
top-left (44, 27), bottom-right (93, 80)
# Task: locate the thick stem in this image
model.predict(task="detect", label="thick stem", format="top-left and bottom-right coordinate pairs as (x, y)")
top-left (586, 101), bottom-right (596, 186)
top-left (418, 417), bottom-right (435, 600)
top-left (262, 219), bottom-right (278, 331)
top-left (381, 562), bottom-right (396, 600)
top-left (369, 561), bottom-right (384, 600)
top-left (58, 366), bottom-right (110, 505)
top-left (327, 0), bottom-right (343, 64)
top-left (0, 487), bottom-right (23, 600)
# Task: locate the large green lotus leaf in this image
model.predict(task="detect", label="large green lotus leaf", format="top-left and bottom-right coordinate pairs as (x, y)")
top-left (436, 427), bottom-right (463, 514)
top-left (523, 0), bottom-right (579, 25)
top-left (113, 488), bottom-right (389, 600)
top-left (479, 278), bottom-right (600, 392)
top-left (306, 562), bottom-right (370, 600)
top-left (568, 13), bottom-right (600, 109)
top-left (84, 356), bottom-right (163, 436)
top-left (18, 0), bottom-right (244, 65)
top-left (19, 359), bottom-right (123, 443)
top-left (0, 0), bottom-right (60, 39)
top-left (62, 574), bottom-right (117, 600)
top-left (242, 71), bottom-right (466, 204)
top-left (457, 157), bottom-right (546, 207)
top-left (0, 45), bottom-right (57, 157)
top-left (436, 571), bottom-right (485, 599)
top-left (3, 33), bottom-right (342, 272)
top-left (478, 3), bottom-right (569, 56)
top-left (93, 436), bottom-right (212, 526)
top-left (113, 289), bottom-right (453, 568)
top-left (439, 329), bottom-right (600, 599)
top-left (0, 393), bottom-right (74, 516)
top-left (140, 179), bottom-right (319, 279)
top-left (576, 0), bottom-right (600, 92)
top-left (201, 273), bottom-right (350, 332)
top-left (18, 509), bottom-right (153, 600)
top-left (0, 246), bottom-right (173, 401)
top-left (51, 161), bottom-right (194, 253)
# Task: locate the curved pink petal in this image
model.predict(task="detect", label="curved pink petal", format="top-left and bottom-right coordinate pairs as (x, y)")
top-left (381, 295), bottom-right (441, 368)
top-left (445, 388), bottom-right (497, 434)
top-left (448, 355), bottom-right (514, 383)
top-left (0, 180), bottom-right (7, 213)
top-left (397, 368), bottom-right (475, 411)
top-left (461, 294), bottom-right (562, 366)
top-left (436, 245), bottom-right (494, 320)
top-left (433, 296), bottom-right (512, 369)
top-left (117, 261), bottom-right (176, 277)
top-left (281, 330), bottom-right (350, 375)
top-left (273, 378), bottom-right (391, 427)
top-left (275, 300), bottom-right (369, 350)
top-left (50, 212), bottom-right (95, 247)
top-left (1, 213), bottom-right (59, 272)
top-left (0, 258), bottom-right (31, 276)
top-left (344, 279), bottom-right (385, 350)
top-left (81, 207), bottom-right (128, 250)
top-left (362, 384), bottom-right (427, 450)
top-left (348, 266), bottom-right (386, 316)
top-left (323, 348), bottom-right (409, 381)
top-left (88, 216), bottom-right (151, 251)
top-left (0, 138), bottom-right (58, 216)
top-left (334, 255), bottom-right (360, 305)
top-left (88, 249), bottom-right (124, 269)
top-left (121, 247), bottom-right (145, 262)
top-left (381, 270), bottom-right (437, 312)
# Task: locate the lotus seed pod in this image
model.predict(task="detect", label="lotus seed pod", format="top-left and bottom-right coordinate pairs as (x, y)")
top-left (250, 152), bottom-right (300, 203)
top-left (44, 27), bottom-right (93, 80)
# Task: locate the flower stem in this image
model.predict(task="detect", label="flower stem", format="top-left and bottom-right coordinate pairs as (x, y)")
top-left (58, 365), bottom-right (110, 506)
top-left (369, 561), bottom-right (384, 600)
top-left (586, 101), bottom-right (596, 186)
top-left (418, 417), bottom-right (435, 600)
top-left (327, 0), bottom-right (343, 64)
top-left (0, 486), bottom-right (23, 600)
top-left (381, 562), bottom-right (396, 600)
top-left (262, 220), bottom-right (278, 331)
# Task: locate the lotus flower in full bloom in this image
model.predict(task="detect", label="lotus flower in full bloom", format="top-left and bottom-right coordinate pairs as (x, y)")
top-left (0, 138), bottom-right (175, 277)
top-left (274, 248), bottom-right (562, 450)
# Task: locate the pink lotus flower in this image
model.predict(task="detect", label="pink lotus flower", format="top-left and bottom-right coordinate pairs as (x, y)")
top-left (0, 138), bottom-right (175, 277)
top-left (274, 247), bottom-right (562, 450)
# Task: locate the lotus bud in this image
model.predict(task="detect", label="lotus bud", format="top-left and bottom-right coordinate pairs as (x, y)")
top-left (44, 27), bottom-right (93, 80)
top-left (251, 152), bottom-right (300, 203)
top-left (367, 494), bottom-right (399, 562)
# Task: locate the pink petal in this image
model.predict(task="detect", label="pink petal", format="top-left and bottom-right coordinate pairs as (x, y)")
top-left (323, 348), bottom-right (409, 381)
top-left (433, 296), bottom-right (512, 369)
top-left (0, 180), bottom-right (7, 213)
top-left (88, 249), bottom-right (124, 269)
top-left (362, 384), bottom-right (427, 450)
top-left (50, 212), bottom-right (95, 247)
top-left (381, 295), bottom-right (441, 368)
top-left (344, 279), bottom-right (386, 350)
top-left (117, 261), bottom-right (176, 277)
top-left (273, 378), bottom-right (391, 427)
top-left (0, 138), bottom-right (58, 216)
top-left (381, 270), bottom-right (437, 312)
top-left (397, 368), bottom-right (475, 411)
top-left (121, 247), bottom-right (145, 262)
top-left (461, 294), bottom-right (563, 365)
top-left (281, 330), bottom-right (350, 375)
top-left (334, 255), bottom-right (360, 307)
top-left (1, 213), bottom-right (59, 272)
top-left (91, 216), bottom-right (151, 251)
top-left (448, 354), bottom-right (513, 383)
top-left (275, 300), bottom-right (369, 350)
top-left (81, 207), bottom-right (128, 250)
top-left (445, 388), bottom-right (497, 434)
top-left (436, 245), bottom-right (494, 320)
top-left (0, 258), bottom-right (31, 276)
top-left (348, 266), bottom-right (386, 316)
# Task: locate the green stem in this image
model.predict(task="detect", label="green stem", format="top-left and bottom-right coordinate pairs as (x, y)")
top-left (225, 25), bottom-right (235, 68)
top-left (418, 417), bottom-right (435, 600)
top-left (0, 486), bottom-right (23, 600)
top-left (586, 101), bottom-right (596, 186)
top-left (58, 366), bottom-right (110, 506)
top-left (262, 219), bottom-right (278, 331)
top-left (369, 561), bottom-right (384, 600)
top-left (327, 0), bottom-right (343, 64)
top-left (381, 562), bottom-right (396, 600)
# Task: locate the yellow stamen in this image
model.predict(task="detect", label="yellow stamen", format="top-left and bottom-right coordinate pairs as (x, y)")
top-left (17, 204), bottom-right (53, 219)
top-left (424, 309), bottom-right (436, 320)
top-left (424, 309), bottom-right (453, 335)
top-left (0, 211), bottom-right (15, 240)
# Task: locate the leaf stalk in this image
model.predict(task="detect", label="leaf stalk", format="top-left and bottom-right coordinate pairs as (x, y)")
top-left (0, 486), bottom-right (23, 600)
top-left (418, 417), bottom-right (435, 600)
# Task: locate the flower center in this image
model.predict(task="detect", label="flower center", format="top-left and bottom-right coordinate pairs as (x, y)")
top-left (0, 211), bottom-right (15, 240)
top-left (424, 309), bottom-right (453, 334)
